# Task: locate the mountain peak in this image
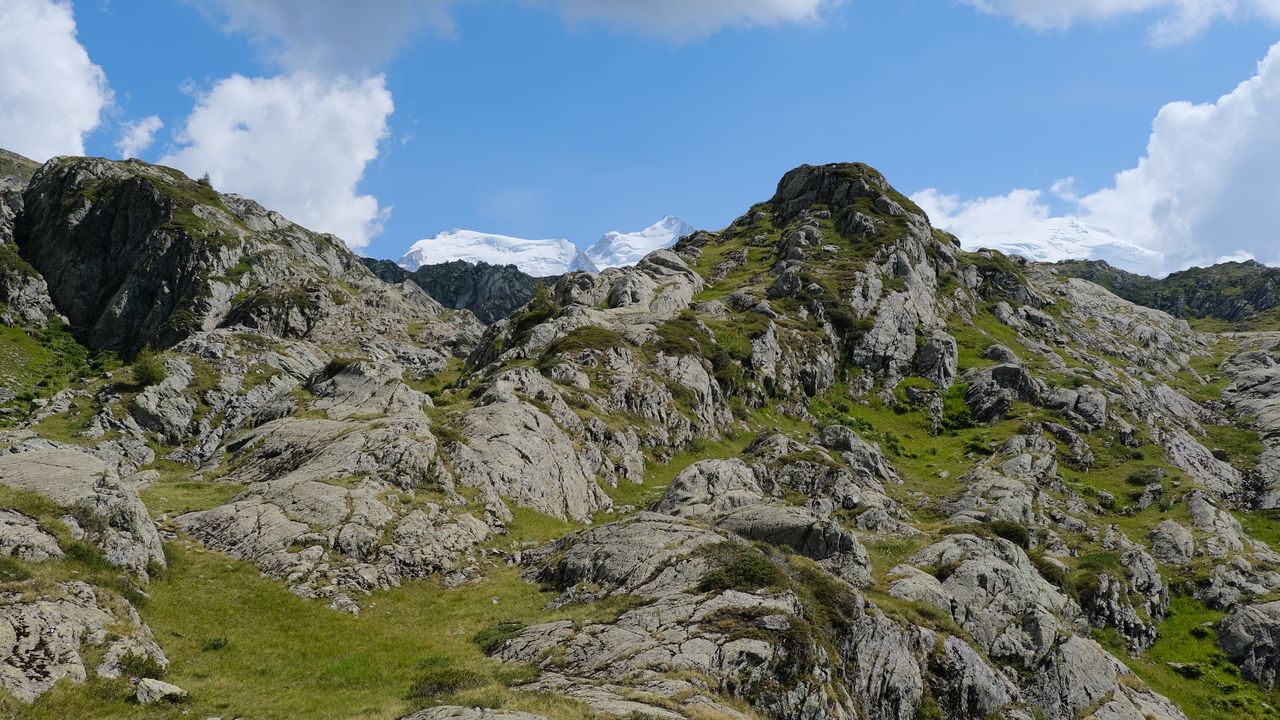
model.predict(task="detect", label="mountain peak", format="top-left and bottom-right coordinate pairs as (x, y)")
top-left (958, 216), bottom-right (1162, 274)
top-left (398, 229), bottom-right (597, 276)
top-left (586, 215), bottom-right (695, 270)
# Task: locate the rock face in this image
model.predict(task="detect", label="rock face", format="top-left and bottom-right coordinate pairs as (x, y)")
top-left (16, 156), bottom-right (472, 356)
top-left (362, 257), bottom-right (536, 324)
top-left (0, 150), bottom-right (56, 328)
top-left (1220, 601), bottom-right (1280, 688)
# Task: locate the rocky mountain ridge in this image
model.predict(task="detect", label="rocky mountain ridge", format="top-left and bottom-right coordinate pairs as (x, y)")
top-left (1058, 258), bottom-right (1280, 328)
top-left (0, 152), bottom-right (1279, 720)
top-left (363, 257), bottom-right (537, 325)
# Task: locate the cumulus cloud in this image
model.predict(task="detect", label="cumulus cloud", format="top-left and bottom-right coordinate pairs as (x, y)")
top-left (161, 74), bottom-right (393, 249)
top-left (962, 0), bottom-right (1280, 44)
top-left (115, 115), bottom-right (163, 159)
top-left (912, 187), bottom-right (1051, 238)
top-left (912, 41), bottom-right (1280, 275)
top-left (554, 0), bottom-right (837, 39)
top-left (1077, 41), bottom-right (1280, 267)
top-left (0, 0), bottom-right (111, 160)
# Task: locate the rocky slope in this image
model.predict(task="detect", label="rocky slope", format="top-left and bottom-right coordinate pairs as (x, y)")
top-left (1, 155), bottom-right (1280, 719)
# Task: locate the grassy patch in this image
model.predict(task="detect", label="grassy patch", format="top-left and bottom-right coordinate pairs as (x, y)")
top-left (7, 542), bottom-right (611, 719)
top-left (139, 476), bottom-right (245, 518)
top-left (1118, 596), bottom-right (1280, 719)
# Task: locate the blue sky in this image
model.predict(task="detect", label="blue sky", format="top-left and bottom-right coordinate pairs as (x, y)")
top-left (2, 1), bottom-right (1279, 272)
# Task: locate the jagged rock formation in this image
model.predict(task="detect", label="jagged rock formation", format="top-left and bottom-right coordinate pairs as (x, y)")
top-left (363, 257), bottom-right (537, 324)
top-left (2, 154), bottom-right (1280, 719)
top-left (1058, 258), bottom-right (1280, 326)
top-left (17, 156), bottom-right (477, 356)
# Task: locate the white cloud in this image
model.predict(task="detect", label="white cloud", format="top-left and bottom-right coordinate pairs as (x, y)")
top-left (912, 187), bottom-right (1051, 238)
top-left (161, 74), bottom-right (393, 249)
top-left (1076, 41), bottom-right (1280, 268)
top-left (194, 0), bottom-right (456, 71)
top-left (199, 0), bottom-right (835, 62)
top-left (0, 0), bottom-right (111, 160)
top-left (554, 0), bottom-right (836, 38)
top-left (912, 41), bottom-right (1280, 275)
top-left (115, 115), bottom-right (163, 159)
top-left (962, 0), bottom-right (1280, 44)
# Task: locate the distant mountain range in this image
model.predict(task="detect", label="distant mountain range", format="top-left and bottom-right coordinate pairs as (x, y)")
top-left (958, 217), bottom-right (1162, 274)
top-left (397, 216), bottom-right (693, 276)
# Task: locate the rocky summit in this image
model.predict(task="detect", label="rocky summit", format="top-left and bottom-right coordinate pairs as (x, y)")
top-left (2, 152), bottom-right (1280, 720)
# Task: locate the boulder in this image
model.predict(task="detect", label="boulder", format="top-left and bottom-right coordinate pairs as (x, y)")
top-left (134, 678), bottom-right (188, 705)
top-left (0, 510), bottom-right (62, 562)
top-left (652, 458), bottom-right (763, 517)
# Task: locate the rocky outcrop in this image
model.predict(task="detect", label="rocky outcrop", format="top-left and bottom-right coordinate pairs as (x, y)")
top-left (362, 257), bottom-right (536, 324)
top-left (1219, 601), bottom-right (1280, 689)
top-left (0, 581), bottom-right (164, 703)
top-left (16, 156), bottom-right (476, 355)
top-left (0, 510), bottom-right (62, 562)
top-left (0, 444), bottom-right (164, 579)
top-left (1057, 258), bottom-right (1280, 325)
top-left (135, 678), bottom-right (187, 704)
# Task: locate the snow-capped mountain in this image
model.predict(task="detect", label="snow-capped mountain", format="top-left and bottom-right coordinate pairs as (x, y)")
top-left (586, 215), bottom-right (695, 270)
top-left (398, 229), bottom-right (597, 276)
top-left (960, 217), bottom-right (1164, 274)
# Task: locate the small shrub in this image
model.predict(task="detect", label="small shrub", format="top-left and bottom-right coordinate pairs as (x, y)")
top-left (942, 384), bottom-right (975, 431)
top-left (988, 520), bottom-right (1030, 549)
top-left (928, 560), bottom-right (961, 582)
top-left (200, 636), bottom-right (230, 651)
top-left (130, 347), bottom-right (166, 387)
top-left (473, 622), bottom-right (524, 654)
top-left (1172, 662), bottom-right (1205, 679)
top-left (119, 651), bottom-right (166, 680)
top-left (1125, 468), bottom-right (1163, 487)
top-left (697, 543), bottom-right (788, 593)
top-left (407, 661), bottom-right (485, 698)
top-left (69, 502), bottom-right (109, 538)
top-left (1030, 552), bottom-right (1067, 589)
top-left (543, 326), bottom-right (624, 357)
top-left (65, 542), bottom-right (114, 572)
top-left (0, 556), bottom-right (31, 582)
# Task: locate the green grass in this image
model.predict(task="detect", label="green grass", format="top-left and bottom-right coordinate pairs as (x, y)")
top-left (5, 542), bottom-right (634, 720)
top-left (0, 319), bottom-right (96, 427)
top-left (139, 475), bottom-right (245, 518)
top-left (1116, 596), bottom-right (1280, 720)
